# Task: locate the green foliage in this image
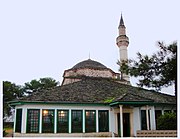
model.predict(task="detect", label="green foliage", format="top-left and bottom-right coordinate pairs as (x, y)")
top-left (104, 97), bottom-right (115, 103)
top-left (157, 112), bottom-right (177, 130)
top-left (24, 79), bottom-right (41, 94)
top-left (24, 77), bottom-right (59, 95)
top-left (118, 41), bottom-right (177, 95)
top-left (3, 77), bottom-right (59, 120)
top-left (3, 81), bottom-right (24, 118)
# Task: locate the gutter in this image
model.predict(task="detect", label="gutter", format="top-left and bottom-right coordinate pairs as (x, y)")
top-left (8, 100), bottom-right (109, 106)
top-left (109, 101), bottom-right (176, 106)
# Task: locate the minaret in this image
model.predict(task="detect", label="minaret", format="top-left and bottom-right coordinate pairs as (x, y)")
top-left (116, 14), bottom-right (130, 81)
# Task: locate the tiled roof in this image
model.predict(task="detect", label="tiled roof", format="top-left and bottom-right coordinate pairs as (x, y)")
top-left (15, 77), bottom-right (176, 105)
top-left (72, 59), bottom-right (107, 69)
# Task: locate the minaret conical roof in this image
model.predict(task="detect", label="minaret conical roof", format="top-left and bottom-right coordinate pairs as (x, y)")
top-left (118, 14), bottom-right (125, 28)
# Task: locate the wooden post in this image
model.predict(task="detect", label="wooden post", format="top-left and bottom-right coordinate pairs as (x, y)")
top-left (119, 105), bottom-right (123, 137)
top-left (83, 109), bottom-right (85, 133)
top-left (96, 110), bottom-right (99, 132)
top-left (69, 109), bottom-right (71, 133)
top-left (146, 105), bottom-right (150, 130)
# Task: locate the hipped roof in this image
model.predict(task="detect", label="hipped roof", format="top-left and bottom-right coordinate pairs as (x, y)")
top-left (10, 77), bottom-right (176, 106)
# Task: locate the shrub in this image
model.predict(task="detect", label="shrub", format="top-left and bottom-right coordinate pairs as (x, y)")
top-left (157, 112), bottom-right (177, 130)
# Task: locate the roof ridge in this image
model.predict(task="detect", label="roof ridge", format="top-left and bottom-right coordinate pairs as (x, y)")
top-left (128, 92), bottom-right (154, 101)
top-left (114, 92), bottom-right (154, 102)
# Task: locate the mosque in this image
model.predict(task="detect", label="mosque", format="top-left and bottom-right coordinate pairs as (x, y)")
top-left (10, 15), bottom-right (176, 137)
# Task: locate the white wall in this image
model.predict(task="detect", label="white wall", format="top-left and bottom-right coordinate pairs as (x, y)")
top-left (14, 104), bottom-right (176, 136)
top-left (109, 108), bottom-right (115, 133)
top-left (133, 107), bottom-right (141, 136)
top-left (15, 104), bottom-right (112, 134)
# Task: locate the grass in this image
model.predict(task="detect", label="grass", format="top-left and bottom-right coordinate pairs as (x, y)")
top-left (3, 127), bottom-right (13, 137)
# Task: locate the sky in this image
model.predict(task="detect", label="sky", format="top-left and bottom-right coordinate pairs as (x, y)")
top-left (0, 0), bottom-right (179, 95)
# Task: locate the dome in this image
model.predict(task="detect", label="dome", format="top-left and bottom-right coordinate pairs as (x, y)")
top-left (72, 59), bottom-right (107, 69)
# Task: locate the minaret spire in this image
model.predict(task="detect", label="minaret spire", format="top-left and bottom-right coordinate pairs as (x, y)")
top-left (88, 52), bottom-right (91, 60)
top-left (116, 14), bottom-right (130, 82)
top-left (119, 13), bottom-right (124, 28)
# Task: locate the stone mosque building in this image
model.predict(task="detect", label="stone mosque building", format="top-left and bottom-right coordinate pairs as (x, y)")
top-left (10, 15), bottom-right (176, 137)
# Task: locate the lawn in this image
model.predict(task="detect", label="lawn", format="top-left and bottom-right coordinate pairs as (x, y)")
top-left (3, 127), bottom-right (13, 137)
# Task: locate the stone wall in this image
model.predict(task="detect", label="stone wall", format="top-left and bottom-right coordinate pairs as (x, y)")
top-left (14, 132), bottom-right (113, 137)
top-left (136, 130), bottom-right (177, 137)
top-left (62, 78), bottom-right (81, 85)
top-left (64, 68), bottom-right (117, 79)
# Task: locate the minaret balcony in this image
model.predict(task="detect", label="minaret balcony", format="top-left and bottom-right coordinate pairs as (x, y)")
top-left (116, 35), bottom-right (129, 46)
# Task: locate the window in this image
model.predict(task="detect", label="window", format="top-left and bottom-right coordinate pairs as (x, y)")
top-left (141, 110), bottom-right (147, 130)
top-left (57, 110), bottom-right (69, 133)
top-left (27, 109), bottom-right (40, 133)
top-left (71, 110), bottom-right (83, 133)
top-left (42, 109), bottom-right (54, 133)
top-left (141, 110), bottom-right (151, 130)
top-left (155, 110), bottom-right (162, 129)
top-left (15, 109), bottom-right (22, 133)
top-left (98, 110), bottom-right (109, 132)
top-left (85, 110), bottom-right (96, 132)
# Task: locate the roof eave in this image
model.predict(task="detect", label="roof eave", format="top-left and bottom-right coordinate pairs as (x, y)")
top-left (109, 101), bottom-right (176, 106)
top-left (9, 100), bottom-right (176, 108)
top-left (9, 100), bottom-right (109, 106)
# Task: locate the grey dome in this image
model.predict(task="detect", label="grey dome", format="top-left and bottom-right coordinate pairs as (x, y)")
top-left (72, 59), bottom-right (107, 69)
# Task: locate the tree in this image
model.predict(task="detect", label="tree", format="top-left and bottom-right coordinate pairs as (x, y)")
top-left (3, 77), bottom-right (59, 119)
top-left (40, 77), bottom-right (59, 89)
top-left (118, 42), bottom-right (177, 96)
top-left (157, 112), bottom-right (177, 130)
top-left (3, 81), bottom-right (24, 119)
top-left (24, 77), bottom-right (59, 95)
